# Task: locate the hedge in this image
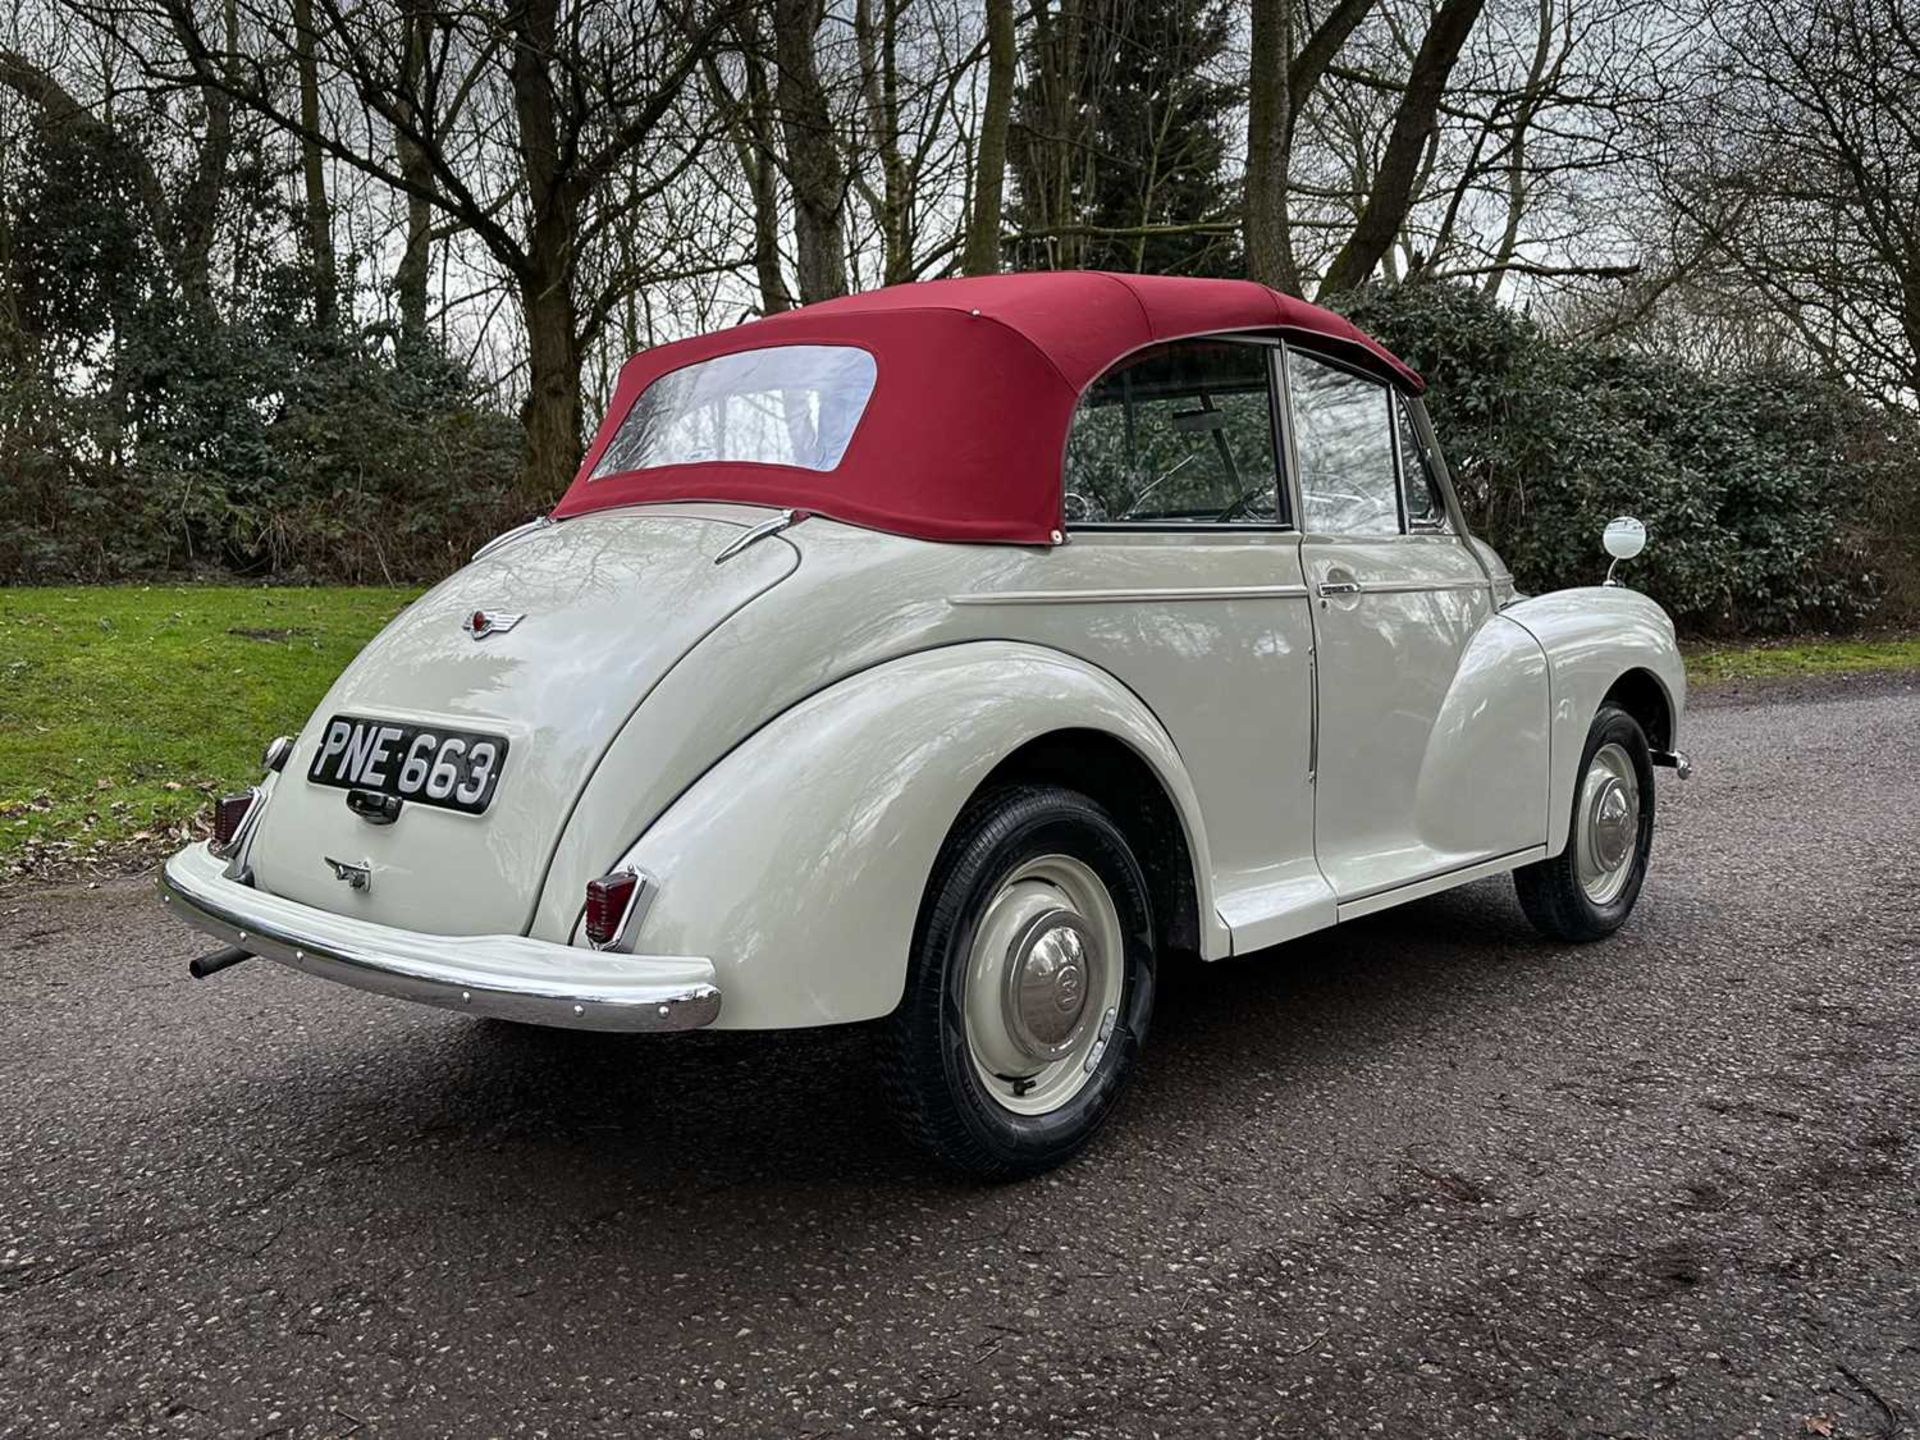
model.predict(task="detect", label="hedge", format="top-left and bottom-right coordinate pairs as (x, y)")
top-left (1337, 282), bottom-right (1914, 635)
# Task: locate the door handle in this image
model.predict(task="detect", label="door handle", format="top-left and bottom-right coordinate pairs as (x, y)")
top-left (1317, 579), bottom-right (1363, 596)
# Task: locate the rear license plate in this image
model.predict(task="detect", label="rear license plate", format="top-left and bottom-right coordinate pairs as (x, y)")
top-left (307, 714), bottom-right (509, 816)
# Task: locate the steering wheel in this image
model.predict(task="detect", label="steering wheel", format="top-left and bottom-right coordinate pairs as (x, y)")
top-left (1063, 489), bottom-right (1105, 523)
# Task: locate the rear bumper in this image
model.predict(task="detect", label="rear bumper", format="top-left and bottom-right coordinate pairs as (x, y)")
top-left (159, 843), bottom-right (721, 1032)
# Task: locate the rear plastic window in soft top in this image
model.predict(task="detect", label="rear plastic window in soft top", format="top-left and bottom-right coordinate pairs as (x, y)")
top-left (590, 345), bottom-right (877, 477)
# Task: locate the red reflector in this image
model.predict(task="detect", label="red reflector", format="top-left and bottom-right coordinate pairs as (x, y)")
top-left (585, 870), bottom-right (639, 947)
top-left (211, 791), bottom-right (255, 849)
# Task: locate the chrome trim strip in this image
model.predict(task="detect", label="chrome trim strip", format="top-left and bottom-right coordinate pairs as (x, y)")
top-left (1344, 578), bottom-right (1490, 596)
top-left (949, 584), bottom-right (1311, 606)
top-left (714, 508), bottom-right (800, 564)
top-left (1306, 640), bottom-right (1320, 785)
top-left (158, 844), bottom-right (720, 1033)
top-left (1335, 845), bottom-right (1548, 922)
top-left (472, 514), bottom-right (553, 561)
top-left (1065, 522), bottom-right (1298, 536)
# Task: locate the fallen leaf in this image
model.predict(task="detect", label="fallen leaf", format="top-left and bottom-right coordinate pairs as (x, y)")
top-left (1806, 1417), bottom-right (1835, 1436)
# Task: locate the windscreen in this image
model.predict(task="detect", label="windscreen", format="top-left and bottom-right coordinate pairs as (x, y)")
top-left (589, 344), bottom-right (877, 477)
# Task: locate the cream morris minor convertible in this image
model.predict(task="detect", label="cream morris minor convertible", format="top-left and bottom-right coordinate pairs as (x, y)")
top-left (162, 272), bottom-right (1689, 1176)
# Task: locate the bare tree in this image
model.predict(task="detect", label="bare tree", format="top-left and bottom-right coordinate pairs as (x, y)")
top-left (290, 0), bottom-right (333, 328)
top-left (772, 0), bottom-right (851, 301)
top-left (842, 0), bottom-right (987, 286)
top-left (1317, 0), bottom-right (1488, 293)
top-left (1246, 0), bottom-right (1380, 293)
top-left (1664, 0), bottom-right (1920, 402)
top-left (391, 0), bottom-right (435, 349)
top-left (853, 0), bottom-right (911, 280)
top-left (79, 0), bottom-right (734, 502)
top-left (702, 11), bottom-right (792, 314)
top-left (962, 0), bottom-right (1013, 274)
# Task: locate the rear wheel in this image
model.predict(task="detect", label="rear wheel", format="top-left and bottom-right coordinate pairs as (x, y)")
top-left (881, 784), bottom-right (1156, 1178)
top-left (1514, 702), bottom-right (1655, 941)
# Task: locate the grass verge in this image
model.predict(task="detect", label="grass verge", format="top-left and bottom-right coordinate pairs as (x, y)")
top-left (1684, 634), bottom-right (1920, 686)
top-left (1, 585), bottom-right (415, 875)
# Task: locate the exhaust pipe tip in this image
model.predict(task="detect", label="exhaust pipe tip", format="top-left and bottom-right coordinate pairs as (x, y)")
top-left (189, 945), bottom-right (254, 980)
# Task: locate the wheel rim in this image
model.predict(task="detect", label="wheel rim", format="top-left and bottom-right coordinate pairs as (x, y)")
top-left (962, 854), bottom-right (1126, 1116)
top-left (1575, 742), bottom-right (1641, 905)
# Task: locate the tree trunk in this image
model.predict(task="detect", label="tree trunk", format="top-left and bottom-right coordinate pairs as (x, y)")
top-left (1480, 0), bottom-right (1555, 302)
top-left (519, 265), bottom-right (584, 507)
top-left (1047, 0), bottom-right (1093, 269)
top-left (292, 0), bottom-right (336, 329)
top-left (1244, 0), bottom-right (1298, 292)
top-left (394, 0), bottom-right (433, 350)
top-left (167, 0), bottom-right (239, 316)
top-left (510, 0), bottom-right (585, 504)
top-left (1249, 0), bottom-right (1377, 291)
top-left (963, 0), bottom-right (1015, 276)
top-left (855, 0), bottom-right (915, 284)
top-left (0, 130), bottom-right (23, 371)
top-left (704, 24), bottom-right (791, 315)
top-left (1318, 0), bottom-right (1488, 296)
top-left (772, 0), bottom-right (849, 303)
top-left (738, 24), bottom-right (792, 313)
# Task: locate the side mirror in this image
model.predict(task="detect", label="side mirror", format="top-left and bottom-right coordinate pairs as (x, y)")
top-left (1602, 516), bottom-right (1646, 586)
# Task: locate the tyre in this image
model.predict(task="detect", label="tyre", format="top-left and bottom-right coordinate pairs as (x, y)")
top-left (881, 783), bottom-right (1157, 1179)
top-left (1513, 702), bottom-right (1655, 942)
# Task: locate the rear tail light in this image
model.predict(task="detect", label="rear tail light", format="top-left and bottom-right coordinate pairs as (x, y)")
top-left (584, 869), bottom-right (640, 948)
top-left (211, 790), bottom-right (258, 852)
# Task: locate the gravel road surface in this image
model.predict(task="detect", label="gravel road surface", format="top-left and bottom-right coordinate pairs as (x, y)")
top-left (3, 677), bottom-right (1916, 1438)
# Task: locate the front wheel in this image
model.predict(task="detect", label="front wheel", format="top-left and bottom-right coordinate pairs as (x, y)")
top-left (1513, 702), bottom-right (1655, 942)
top-left (881, 783), bottom-right (1156, 1179)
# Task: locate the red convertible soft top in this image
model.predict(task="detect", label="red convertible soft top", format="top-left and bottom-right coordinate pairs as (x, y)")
top-left (554, 272), bottom-right (1423, 545)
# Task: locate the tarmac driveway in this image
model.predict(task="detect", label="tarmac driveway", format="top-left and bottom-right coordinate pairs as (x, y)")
top-left (2, 676), bottom-right (1915, 1438)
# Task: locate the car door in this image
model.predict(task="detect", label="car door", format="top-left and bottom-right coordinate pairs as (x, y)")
top-left (1284, 345), bottom-right (1548, 903)
top-left (1027, 336), bottom-right (1328, 951)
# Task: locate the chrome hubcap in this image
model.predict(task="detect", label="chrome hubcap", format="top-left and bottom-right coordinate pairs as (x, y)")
top-left (1576, 742), bottom-right (1641, 905)
top-left (1005, 910), bottom-right (1094, 1058)
top-left (964, 855), bottom-right (1124, 1116)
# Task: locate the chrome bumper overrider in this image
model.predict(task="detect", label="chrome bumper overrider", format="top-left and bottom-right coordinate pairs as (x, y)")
top-left (1651, 748), bottom-right (1692, 780)
top-left (159, 843), bottom-right (721, 1032)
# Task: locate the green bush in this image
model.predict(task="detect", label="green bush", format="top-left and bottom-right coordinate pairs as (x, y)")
top-left (0, 325), bottom-right (525, 586)
top-left (0, 114), bottom-right (526, 587)
top-left (1338, 282), bottom-right (1904, 634)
